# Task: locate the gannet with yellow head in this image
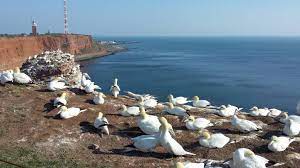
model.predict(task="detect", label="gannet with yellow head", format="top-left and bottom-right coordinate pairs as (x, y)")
top-left (13, 67), bottom-right (32, 84)
top-left (58, 106), bottom-right (87, 119)
top-left (268, 135), bottom-right (294, 152)
top-left (198, 130), bottom-right (230, 148)
top-left (94, 112), bottom-right (109, 135)
top-left (53, 92), bottom-right (68, 107)
top-left (233, 148), bottom-right (269, 168)
top-left (158, 117), bottom-right (195, 156)
top-left (184, 116), bottom-right (213, 130)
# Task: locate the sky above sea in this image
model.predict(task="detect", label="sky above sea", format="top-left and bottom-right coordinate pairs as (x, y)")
top-left (0, 0), bottom-right (300, 36)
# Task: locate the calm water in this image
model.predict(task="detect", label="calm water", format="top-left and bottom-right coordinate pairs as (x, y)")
top-left (81, 37), bottom-right (300, 114)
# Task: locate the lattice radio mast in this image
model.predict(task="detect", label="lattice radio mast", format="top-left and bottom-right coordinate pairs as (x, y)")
top-left (64, 0), bottom-right (68, 34)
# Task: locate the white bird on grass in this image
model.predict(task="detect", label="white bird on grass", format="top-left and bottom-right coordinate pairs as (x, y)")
top-left (0, 70), bottom-right (14, 84)
top-left (119, 105), bottom-right (140, 116)
top-left (84, 82), bottom-right (101, 93)
top-left (232, 148), bottom-right (269, 168)
top-left (131, 134), bottom-right (160, 152)
top-left (13, 67), bottom-right (32, 84)
top-left (93, 92), bottom-right (106, 105)
top-left (47, 77), bottom-right (67, 91)
top-left (94, 112), bottom-right (109, 135)
top-left (277, 112), bottom-right (300, 124)
top-left (168, 94), bottom-right (190, 105)
top-left (217, 105), bottom-right (242, 117)
top-left (198, 130), bottom-right (230, 149)
top-left (53, 92), bottom-right (68, 107)
top-left (110, 78), bottom-right (121, 98)
top-left (267, 108), bottom-right (282, 118)
top-left (249, 106), bottom-right (270, 117)
top-left (125, 91), bottom-right (156, 101)
top-left (137, 106), bottom-right (160, 135)
top-left (165, 102), bottom-right (189, 117)
top-left (138, 96), bottom-right (157, 108)
top-left (283, 119), bottom-right (300, 137)
top-left (184, 116), bottom-right (213, 130)
top-left (58, 106), bottom-right (87, 119)
top-left (175, 161), bottom-right (204, 168)
top-left (81, 73), bottom-right (92, 87)
top-left (192, 96), bottom-right (210, 108)
top-left (158, 117), bottom-right (195, 156)
top-left (268, 136), bottom-right (294, 152)
top-left (231, 115), bottom-right (262, 133)
top-left (137, 106), bottom-right (175, 135)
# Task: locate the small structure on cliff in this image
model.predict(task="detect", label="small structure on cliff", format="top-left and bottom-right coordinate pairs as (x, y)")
top-left (21, 50), bottom-right (82, 85)
top-left (31, 19), bottom-right (38, 36)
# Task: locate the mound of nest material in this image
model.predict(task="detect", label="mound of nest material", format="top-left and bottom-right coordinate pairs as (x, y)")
top-left (20, 50), bottom-right (82, 84)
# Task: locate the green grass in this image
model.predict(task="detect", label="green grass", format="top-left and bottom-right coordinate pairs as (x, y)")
top-left (0, 146), bottom-right (87, 168)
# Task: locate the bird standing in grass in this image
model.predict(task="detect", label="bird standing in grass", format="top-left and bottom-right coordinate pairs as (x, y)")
top-left (94, 112), bottom-right (109, 135)
top-left (110, 78), bottom-right (121, 98)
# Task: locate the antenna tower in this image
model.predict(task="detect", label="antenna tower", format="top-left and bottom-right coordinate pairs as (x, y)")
top-left (64, 0), bottom-right (68, 34)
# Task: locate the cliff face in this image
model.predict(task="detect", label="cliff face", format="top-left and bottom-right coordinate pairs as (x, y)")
top-left (0, 34), bottom-right (93, 70)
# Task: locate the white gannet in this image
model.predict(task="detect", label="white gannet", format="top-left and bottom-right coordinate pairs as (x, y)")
top-left (198, 130), bottom-right (230, 149)
top-left (125, 91), bottom-right (156, 101)
top-left (110, 78), bottom-right (121, 98)
top-left (216, 104), bottom-right (243, 117)
top-left (165, 103), bottom-right (189, 117)
top-left (81, 73), bottom-right (92, 87)
top-left (268, 136), bottom-right (294, 152)
top-left (231, 115), bottom-right (262, 133)
top-left (277, 112), bottom-right (300, 124)
top-left (158, 117), bottom-right (195, 156)
top-left (168, 94), bottom-right (190, 105)
top-left (131, 134), bottom-right (159, 152)
top-left (283, 119), bottom-right (300, 136)
top-left (137, 106), bottom-right (161, 134)
top-left (175, 161), bottom-right (204, 168)
top-left (184, 116), bottom-right (213, 130)
top-left (192, 96), bottom-right (210, 108)
top-left (119, 105), bottom-right (140, 116)
top-left (53, 92), bottom-right (68, 107)
top-left (84, 82), bottom-right (101, 93)
top-left (58, 106), bottom-right (87, 119)
top-left (138, 96), bottom-right (158, 109)
top-left (0, 70), bottom-right (14, 84)
top-left (94, 112), bottom-right (109, 135)
top-left (137, 106), bottom-right (175, 136)
top-left (47, 77), bottom-right (67, 91)
top-left (267, 108), bottom-right (282, 118)
top-left (13, 67), bottom-right (32, 84)
top-left (93, 92), bottom-right (106, 105)
top-left (249, 106), bottom-right (270, 117)
top-left (233, 148), bottom-right (269, 168)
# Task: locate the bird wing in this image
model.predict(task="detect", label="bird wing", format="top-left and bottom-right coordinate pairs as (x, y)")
top-left (167, 138), bottom-right (195, 155)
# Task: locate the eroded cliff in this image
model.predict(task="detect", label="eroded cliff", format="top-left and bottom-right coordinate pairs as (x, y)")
top-left (0, 34), bottom-right (93, 70)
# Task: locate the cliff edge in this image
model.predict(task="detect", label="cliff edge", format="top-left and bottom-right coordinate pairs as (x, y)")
top-left (0, 34), bottom-right (96, 71)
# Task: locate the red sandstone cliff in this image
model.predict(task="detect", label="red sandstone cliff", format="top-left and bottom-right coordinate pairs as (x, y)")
top-left (0, 34), bottom-right (94, 70)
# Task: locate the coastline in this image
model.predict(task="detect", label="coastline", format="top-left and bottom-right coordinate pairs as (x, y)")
top-left (75, 46), bottom-right (127, 62)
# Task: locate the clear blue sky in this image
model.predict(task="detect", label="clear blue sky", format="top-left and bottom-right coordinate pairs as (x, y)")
top-left (1, 0), bottom-right (300, 36)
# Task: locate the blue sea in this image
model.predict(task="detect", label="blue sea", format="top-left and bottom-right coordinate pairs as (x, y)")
top-left (81, 37), bottom-right (300, 114)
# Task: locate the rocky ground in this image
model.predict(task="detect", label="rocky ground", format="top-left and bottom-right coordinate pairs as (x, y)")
top-left (0, 84), bottom-right (300, 168)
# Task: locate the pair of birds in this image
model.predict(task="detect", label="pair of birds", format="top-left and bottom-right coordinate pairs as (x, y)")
top-left (175, 148), bottom-right (270, 168)
top-left (168, 95), bottom-right (211, 108)
top-left (249, 106), bottom-right (282, 117)
top-left (0, 67), bottom-right (32, 85)
top-left (132, 116), bottom-right (195, 156)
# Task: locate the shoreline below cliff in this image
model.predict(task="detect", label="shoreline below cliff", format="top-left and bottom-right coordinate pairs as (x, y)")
top-left (75, 44), bottom-right (127, 62)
